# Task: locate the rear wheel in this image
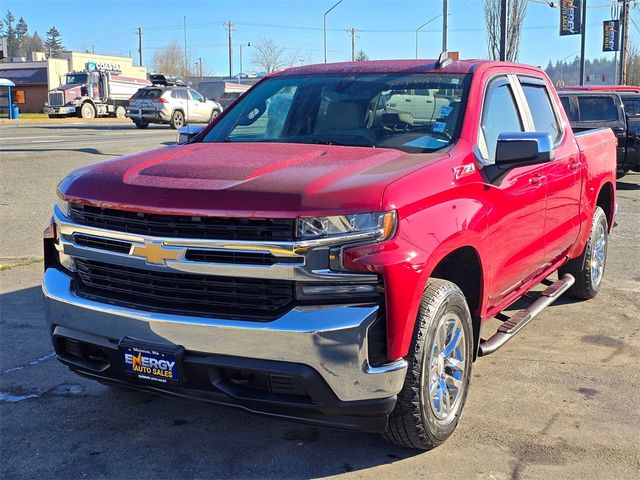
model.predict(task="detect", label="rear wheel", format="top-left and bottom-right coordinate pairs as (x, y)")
top-left (170, 110), bottom-right (185, 129)
top-left (114, 105), bottom-right (126, 118)
top-left (383, 279), bottom-right (473, 450)
top-left (79, 102), bottom-right (96, 119)
top-left (560, 206), bottom-right (608, 300)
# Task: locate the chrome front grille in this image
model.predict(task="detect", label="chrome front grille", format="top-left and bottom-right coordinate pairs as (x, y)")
top-left (48, 91), bottom-right (64, 107)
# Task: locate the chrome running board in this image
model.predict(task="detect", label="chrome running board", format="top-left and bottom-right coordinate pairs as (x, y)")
top-left (478, 274), bottom-right (575, 357)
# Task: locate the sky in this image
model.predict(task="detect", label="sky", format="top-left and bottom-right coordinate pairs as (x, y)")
top-left (3, 0), bottom-right (639, 76)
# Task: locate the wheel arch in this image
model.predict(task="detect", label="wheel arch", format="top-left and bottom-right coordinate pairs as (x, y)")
top-left (596, 181), bottom-right (614, 230)
top-left (429, 245), bottom-right (484, 360)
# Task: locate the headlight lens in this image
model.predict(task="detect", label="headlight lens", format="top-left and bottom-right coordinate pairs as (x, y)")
top-left (56, 196), bottom-right (70, 217)
top-left (297, 211), bottom-right (396, 240)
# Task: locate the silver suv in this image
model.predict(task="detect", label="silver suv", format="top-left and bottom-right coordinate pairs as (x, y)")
top-left (127, 75), bottom-right (223, 129)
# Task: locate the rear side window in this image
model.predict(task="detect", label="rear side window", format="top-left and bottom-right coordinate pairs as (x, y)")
top-left (171, 89), bottom-right (188, 100)
top-left (577, 96), bottom-right (617, 122)
top-left (521, 84), bottom-right (561, 141)
top-left (481, 81), bottom-right (524, 162)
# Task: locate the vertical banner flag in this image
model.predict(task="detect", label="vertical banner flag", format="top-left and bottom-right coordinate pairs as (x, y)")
top-left (602, 20), bottom-right (620, 52)
top-left (560, 0), bottom-right (582, 36)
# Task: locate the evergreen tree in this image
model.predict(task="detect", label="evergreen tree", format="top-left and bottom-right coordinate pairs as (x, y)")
top-left (355, 49), bottom-right (369, 62)
top-left (22, 31), bottom-right (45, 59)
top-left (3, 10), bottom-right (17, 58)
top-left (16, 17), bottom-right (28, 57)
top-left (44, 25), bottom-right (63, 57)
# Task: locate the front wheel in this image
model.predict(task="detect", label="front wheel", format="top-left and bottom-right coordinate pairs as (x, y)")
top-left (79, 102), bottom-right (96, 119)
top-left (210, 109), bottom-right (221, 122)
top-left (170, 110), bottom-right (185, 129)
top-left (383, 279), bottom-right (473, 450)
top-left (560, 206), bottom-right (608, 300)
top-left (133, 120), bottom-right (149, 129)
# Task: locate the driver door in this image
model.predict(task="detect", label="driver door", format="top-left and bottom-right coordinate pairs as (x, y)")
top-left (478, 76), bottom-right (548, 309)
top-left (187, 88), bottom-right (208, 122)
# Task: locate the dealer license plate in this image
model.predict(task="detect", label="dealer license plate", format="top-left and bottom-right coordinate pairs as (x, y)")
top-left (119, 338), bottom-right (183, 384)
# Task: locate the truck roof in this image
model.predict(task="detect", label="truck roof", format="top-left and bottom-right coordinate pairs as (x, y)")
top-left (272, 59), bottom-right (525, 77)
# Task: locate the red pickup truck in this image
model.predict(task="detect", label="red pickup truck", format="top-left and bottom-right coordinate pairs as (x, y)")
top-left (43, 58), bottom-right (617, 450)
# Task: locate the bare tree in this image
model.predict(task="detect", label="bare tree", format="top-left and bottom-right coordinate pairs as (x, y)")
top-left (152, 40), bottom-right (193, 76)
top-left (483, 0), bottom-right (527, 62)
top-left (252, 39), bottom-right (288, 73)
top-left (626, 42), bottom-right (640, 86)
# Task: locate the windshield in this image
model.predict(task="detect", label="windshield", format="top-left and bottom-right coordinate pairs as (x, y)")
top-left (66, 73), bottom-right (88, 85)
top-left (203, 73), bottom-right (469, 153)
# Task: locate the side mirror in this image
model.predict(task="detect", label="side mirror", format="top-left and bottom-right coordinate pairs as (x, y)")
top-left (484, 132), bottom-right (554, 184)
top-left (178, 125), bottom-right (205, 144)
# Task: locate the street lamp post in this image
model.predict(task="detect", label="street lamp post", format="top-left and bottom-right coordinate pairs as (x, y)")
top-left (415, 15), bottom-right (443, 59)
top-left (324, 0), bottom-right (345, 63)
top-left (239, 42), bottom-right (250, 83)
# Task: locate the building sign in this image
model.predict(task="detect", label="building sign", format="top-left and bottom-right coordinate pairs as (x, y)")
top-left (85, 61), bottom-right (122, 72)
top-left (560, 0), bottom-right (582, 36)
top-left (602, 20), bottom-right (620, 52)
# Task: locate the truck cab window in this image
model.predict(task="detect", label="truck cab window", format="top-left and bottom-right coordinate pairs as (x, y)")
top-left (481, 81), bottom-right (523, 162)
top-left (521, 84), bottom-right (561, 142)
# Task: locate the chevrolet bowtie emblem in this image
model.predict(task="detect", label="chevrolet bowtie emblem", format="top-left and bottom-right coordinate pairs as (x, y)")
top-left (131, 242), bottom-right (181, 265)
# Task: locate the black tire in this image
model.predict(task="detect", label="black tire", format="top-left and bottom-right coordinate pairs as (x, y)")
top-left (559, 206), bottom-right (608, 300)
top-left (383, 279), bottom-right (473, 450)
top-left (79, 102), bottom-right (96, 119)
top-left (170, 110), bottom-right (185, 129)
top-left (210, 109), bottom-right (221, 122)
top-left (616, 170), bottom-right (628, 180)
top-left (133, 120), bottom-right (149, 129)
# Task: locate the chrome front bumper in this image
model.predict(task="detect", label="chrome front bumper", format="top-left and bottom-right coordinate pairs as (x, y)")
top-left (44, 106), bottom-right (76, 115)
top-left (43, 267), bottom-right (407, 402)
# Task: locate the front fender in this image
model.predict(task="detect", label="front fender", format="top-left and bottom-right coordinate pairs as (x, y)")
top-left (343, 202), bottom-right (490, 360)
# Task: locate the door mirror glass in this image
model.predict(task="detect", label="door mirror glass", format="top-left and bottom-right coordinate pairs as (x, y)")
top-left (178, 125), bottom-right (205, 144)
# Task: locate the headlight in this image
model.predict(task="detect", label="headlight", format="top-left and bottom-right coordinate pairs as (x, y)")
top-left (56, 196), bottom-right (70, 217)
top-left (297, 211), bottom-right (396, 241)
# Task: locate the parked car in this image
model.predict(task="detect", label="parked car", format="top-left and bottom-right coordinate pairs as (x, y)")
top-left (558, 90), bottom-right (640, 178)
top-left (197, 80), bottom-right (251, 109)
top-left (44, 58), bottom-right (616, 451)
top-left (126, 74), bottom-right (223, 129)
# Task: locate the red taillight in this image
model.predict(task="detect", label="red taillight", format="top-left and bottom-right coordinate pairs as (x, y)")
top-left (151, 97), bottom-right (168, 103)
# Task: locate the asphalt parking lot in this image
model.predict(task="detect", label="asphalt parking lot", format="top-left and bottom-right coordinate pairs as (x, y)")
top-left (0, 120), bottom-right (639, 479)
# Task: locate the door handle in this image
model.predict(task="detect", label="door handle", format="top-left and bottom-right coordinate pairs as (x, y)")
top-left (529, 174), bottom-right (546, 187)
top-left (569, 160), bottom-right (581, 172)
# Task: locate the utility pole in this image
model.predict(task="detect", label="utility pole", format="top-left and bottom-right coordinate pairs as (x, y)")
top-left (136, 27), bottom-right (142, 67)
top-left (499, 0), bottom-right (509, 61)
top-left (348, 28), bottom-right (358, 62)
top-left (198, 57), bottom-right (203, 79)
top-left (579, 0), bottom-right (587, 85)
top-left (619, 0), bottom-right (629, 85)
top-left (442, 0), bottom-right (448, 52)
top-left (224, 21), bottom-right (235, 78)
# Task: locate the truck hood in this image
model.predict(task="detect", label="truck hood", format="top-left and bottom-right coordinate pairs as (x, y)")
top-left (59, 142), bottom-right (447, 217)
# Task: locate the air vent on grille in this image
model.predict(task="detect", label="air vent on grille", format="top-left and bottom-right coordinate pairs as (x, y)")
top-left (69, 203), bottom-right (295, 241)
top-left (73, 258), bottom-right (295, 320)
top-left (74, 234), bottom-right (132, 254)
